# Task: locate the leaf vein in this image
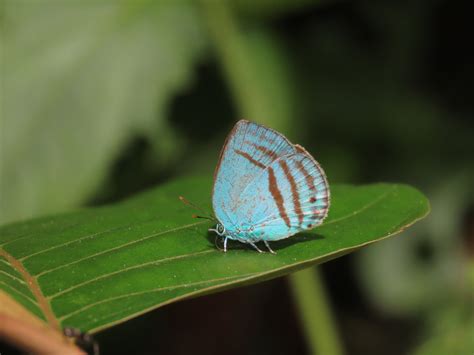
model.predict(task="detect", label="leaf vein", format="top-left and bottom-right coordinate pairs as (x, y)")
top-left (0, 270), bottom-right (27, 285)
top-left (0, 280), bottom-right (37, 304)
top-left (35, 220), bottom-right (207, 278)
top-left (0, 249), bottom-right (60, 329)
top-left (47, 249), bottom-right (213, 299)
top-left (59, 273), bottom-right (255, 322)
top-left (20, 222), bottom-right (137, 261)
top-left (323, 186), bottom-right (397, 226)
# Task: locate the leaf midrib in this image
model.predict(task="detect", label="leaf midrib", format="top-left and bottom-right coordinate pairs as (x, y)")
top-left (0, 248), bottom-right (59, 330)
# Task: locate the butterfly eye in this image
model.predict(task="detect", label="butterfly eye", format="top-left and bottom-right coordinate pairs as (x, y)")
top-left (217, 224), bottom-right (225, 234)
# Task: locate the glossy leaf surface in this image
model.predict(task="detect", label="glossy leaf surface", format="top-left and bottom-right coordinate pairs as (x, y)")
top-left (0, 176), bottom-right (429, 333)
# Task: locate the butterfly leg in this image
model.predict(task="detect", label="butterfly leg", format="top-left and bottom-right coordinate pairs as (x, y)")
top-left (263, 240), bottom-right (277, 254)
top-left (248, 242), bottom-right (263, 253)
top-left (223, 237), bottom-right (228, 252)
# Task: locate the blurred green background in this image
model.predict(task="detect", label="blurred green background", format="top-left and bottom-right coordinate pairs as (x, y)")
top-left (1, 0), bottom-right (473, 354)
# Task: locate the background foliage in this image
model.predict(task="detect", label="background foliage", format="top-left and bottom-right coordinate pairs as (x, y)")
top-left (1, 0), bottom-right (473, 354)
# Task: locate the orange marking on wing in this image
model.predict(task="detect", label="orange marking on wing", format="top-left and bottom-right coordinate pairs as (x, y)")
top-left (311, 209), bottom-right (325, 219)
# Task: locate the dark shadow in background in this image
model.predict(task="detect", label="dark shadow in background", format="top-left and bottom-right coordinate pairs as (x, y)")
top-left (91, 1), bottom-right (473, 354)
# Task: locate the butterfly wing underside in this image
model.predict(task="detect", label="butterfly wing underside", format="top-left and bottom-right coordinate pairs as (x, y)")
top-left (239, 146), bottom-right (330, 240)
top-left (212, 120), bottom-right (329, 241)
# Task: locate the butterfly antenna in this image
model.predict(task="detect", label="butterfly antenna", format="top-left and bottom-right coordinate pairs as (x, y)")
top-left (192, 214), bottom-right (214, 221)
top-left (178, 196), bottom-right (215, 221)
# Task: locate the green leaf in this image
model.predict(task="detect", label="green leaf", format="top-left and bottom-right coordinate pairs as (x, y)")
top-left (1, 0), bottom-right (205, 224)
top-left (0, 176), bottom-right (429, 333)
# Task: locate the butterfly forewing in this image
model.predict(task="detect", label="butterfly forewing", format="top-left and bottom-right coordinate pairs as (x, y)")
top-left (212, 120), bottom-right (329, 242)
top-left (213, 120), bottom-right (295, 227)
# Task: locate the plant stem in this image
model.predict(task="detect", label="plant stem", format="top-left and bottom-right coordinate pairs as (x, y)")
top-left (200, 0), bottom-right (260, 119)
top-left (289, 268), bottom-right (344, 355)
top-left (199, 0), bottom-right (294, 135)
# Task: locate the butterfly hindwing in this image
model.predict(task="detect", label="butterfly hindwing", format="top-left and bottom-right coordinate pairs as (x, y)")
top-left (236, 147), bottom-right (329, 241)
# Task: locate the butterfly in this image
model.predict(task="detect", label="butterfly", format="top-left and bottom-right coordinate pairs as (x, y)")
top-left (209, 120), bottom-right (330, 253)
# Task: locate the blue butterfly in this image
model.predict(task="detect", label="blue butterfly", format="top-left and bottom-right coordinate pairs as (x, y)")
top-left (209, 120), bottom-right (330, 253)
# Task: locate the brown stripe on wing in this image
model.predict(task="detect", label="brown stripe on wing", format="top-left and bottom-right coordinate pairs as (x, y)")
top-left (295, 160), bottom-right (316, 192)
top-left (234, 149), bottom-right (265, 169)
top-left (243, 141), bottom-right (279, 160)
top-left (279, 160), bottom-right (304, 226)
top-left (254, 144), bottom-right (279, 160)
top-left (246, 128), bottom-right (278, 146)
top-left (311, 161), bottom-right (330, 209)
top-left (268, 167), bottom-right (291, 228)
top-left (294, 144), bottom-right (330, 223)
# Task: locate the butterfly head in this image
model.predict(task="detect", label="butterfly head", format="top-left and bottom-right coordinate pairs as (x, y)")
top-left (209, 223), bottom-right (226, 237)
